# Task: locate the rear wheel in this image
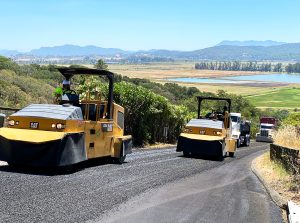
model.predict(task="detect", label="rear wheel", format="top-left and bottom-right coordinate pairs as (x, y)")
top-left (218, 154), bottom-right (224, 161)
top-left (237, 138), bottom-right (241, 148)
top-left (219, 149), bottom-right (225, 161)
top-left (114, 155), bottom-right (126, 164)
top-left (245, 137), bottom-right (250, 147)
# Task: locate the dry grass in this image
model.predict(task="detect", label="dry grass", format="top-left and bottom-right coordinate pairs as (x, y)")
top-left (273, 126), bottom-right (300, 150)
top-left (254, 152), bottom-right (300, 204)
top-left (155, 79), bottom-right (277, 95)
top-left (108, 63), bottom-right (267, 79)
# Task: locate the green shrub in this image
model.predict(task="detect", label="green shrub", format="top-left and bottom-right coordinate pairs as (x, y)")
top-left (76, 79), bottom-right (190, 146)
top-left (282, 113), bottom-right (300, 127)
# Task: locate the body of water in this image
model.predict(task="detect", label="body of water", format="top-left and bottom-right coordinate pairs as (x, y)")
top-left (168, 73), bottom-right (300, 84)
top-left (168, 78), bottom-right (236, 84)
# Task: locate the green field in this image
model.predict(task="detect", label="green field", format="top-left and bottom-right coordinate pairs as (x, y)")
top-left (106, 62), bottom-right (300, 110)
top-left (246, 87), bottom-right (300, 109)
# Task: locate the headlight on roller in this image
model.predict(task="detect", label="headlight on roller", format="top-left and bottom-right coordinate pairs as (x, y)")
top-left (184, 128), bottom-right (192, 133)
top-left (8, 120), bottom-right (15, 126)
top-left (213, 131), bottom-right (222, 136)
top-left (56, 123), bottom-right (65, 129)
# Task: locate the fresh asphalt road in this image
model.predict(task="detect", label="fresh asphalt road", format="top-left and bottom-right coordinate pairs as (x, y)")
top-left (0, 142), bottom-right (282, 223)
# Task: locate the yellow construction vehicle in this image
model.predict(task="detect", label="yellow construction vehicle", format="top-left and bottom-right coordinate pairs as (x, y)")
top-left (0, 68), bottom-right (132, 167)
top-left (176, 97), bottom-right (237, 160)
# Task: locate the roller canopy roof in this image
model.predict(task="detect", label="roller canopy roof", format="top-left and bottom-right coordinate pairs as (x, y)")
top-left (186, 119), bottom-right (224, 129)
top-left (57, 67), bottom-right (114, 80)
top-left (10, 104), bottom-right (83, 120)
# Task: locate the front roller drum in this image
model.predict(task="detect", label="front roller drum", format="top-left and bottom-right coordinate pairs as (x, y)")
top-left (0, 132), bottom-right (87, 167)
top-left (177, 136), bottom-right (224, 160)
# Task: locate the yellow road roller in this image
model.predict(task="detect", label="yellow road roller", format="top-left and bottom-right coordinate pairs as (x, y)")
top-left (0, 68), bottom-right (132, 167)
top-left (177, 97), bottom-right (237, 160)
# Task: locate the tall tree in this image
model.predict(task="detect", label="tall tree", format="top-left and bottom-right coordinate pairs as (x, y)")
top-left (94, 59), bottom-right (108, 70)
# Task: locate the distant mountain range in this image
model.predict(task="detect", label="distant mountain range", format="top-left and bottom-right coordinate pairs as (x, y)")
top-left (216, 40), bottom-right (287, 47)
top-left (1, 41), bottom-right (300, 61)
top-left (29, 44), bottom-right (128, 56)
top-left (136, 43), bottom-right (300, 61)
top-left (0, 45), bottom-right (128, 57)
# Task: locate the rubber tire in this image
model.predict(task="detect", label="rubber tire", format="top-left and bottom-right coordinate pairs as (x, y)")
top-left (218, 155), bottom-right (224, 161)
top-left (114, 155), bottom-right (126, 164)
top-left (229, 152), bottom-right (234, 157)
top-left (218, 149), bottom-right (224, 161)
top-left (237, 138), bottom-right (241, 148)
top-left (245, 138), bottom-right (250, 147)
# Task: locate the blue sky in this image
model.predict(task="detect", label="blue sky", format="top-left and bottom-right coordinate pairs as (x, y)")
top-left (0, 0), bottom-right (299, 51)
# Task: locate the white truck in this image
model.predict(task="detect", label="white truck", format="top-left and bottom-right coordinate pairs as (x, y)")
top-left (230, 113), bottom-right (251, 147)
top-left (256, 117), bottom-right (277, 143)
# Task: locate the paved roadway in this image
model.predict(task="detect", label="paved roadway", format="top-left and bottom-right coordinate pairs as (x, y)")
top-left (0, 142), bottom-right (282, 223)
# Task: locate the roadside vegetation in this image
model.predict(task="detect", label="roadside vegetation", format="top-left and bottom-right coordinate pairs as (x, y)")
top-left (0, 56), bottom-right (61, 107)
top-left (254, 98), bottom-right (300, 209)
top-left (0, 56), bottom-right (293, 146)
top-left (273, 126), bottom-right (300, 150)
top-left (253, 152), bottom-right (300, 204)
top-left (273, 113), bottom-right (300, 150)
